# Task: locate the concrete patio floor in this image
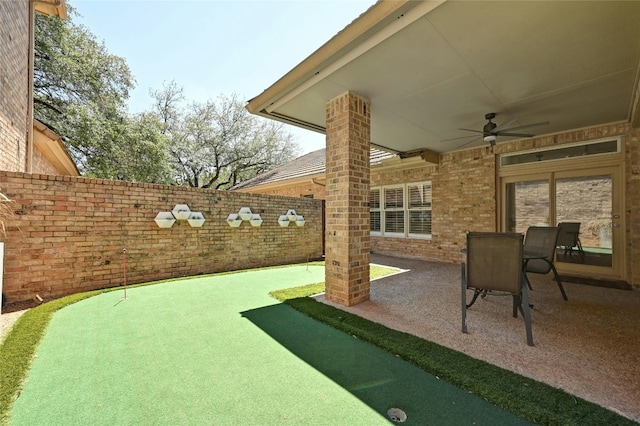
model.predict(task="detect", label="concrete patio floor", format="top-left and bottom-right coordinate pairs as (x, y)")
top-left (317, 253), bottom-right (640, 422)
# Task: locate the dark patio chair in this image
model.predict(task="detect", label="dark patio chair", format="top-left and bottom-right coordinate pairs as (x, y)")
top-left (524, 226), bottom-right (568, 301)
top-left (461, 232), bottom-right (533, 346)
top-left (557, 222), bottom-right (585, 261)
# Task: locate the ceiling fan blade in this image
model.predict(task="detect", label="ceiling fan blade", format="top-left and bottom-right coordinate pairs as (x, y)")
top-left (441, 134), bottom-right (478, 142)
top-left (455, 136), bottom-right (482, 149)
top-left (493, 118), bottom-right (517, 132)
top-left (496, 132), bottom-right (535, 138)
top-left (458, 128), bottom-right (483, 134)
top-left (498, 121), bottom-right (550, 133)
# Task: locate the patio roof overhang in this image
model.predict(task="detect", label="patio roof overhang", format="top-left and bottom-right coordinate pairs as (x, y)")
top-left (247, 0), bottom-right (640, 155)
top-left (33, 120), bottom-right (80, 176)
top-left (33, 0), bottom-right (67, 19)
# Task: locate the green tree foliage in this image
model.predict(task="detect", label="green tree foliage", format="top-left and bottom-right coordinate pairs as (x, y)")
top-left (34, 8), bottom-right (169, 182)
top-left (151, 83), bottom-right (300, 189)
top-left (34, 9), bottom-right (298, 186)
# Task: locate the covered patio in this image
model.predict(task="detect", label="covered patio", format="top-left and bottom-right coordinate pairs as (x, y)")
top-left (318, 253), bottom-right (640, 422)
top-left (247, 0), bottom-right (640, 304)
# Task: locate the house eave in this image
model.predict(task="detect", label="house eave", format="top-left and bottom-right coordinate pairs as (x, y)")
top-left (33, 120), bottom-right (80, 176)
top-left (33, 0), bottom-right (67, 19)
top-left (246, 1), bottom-right (422, 117)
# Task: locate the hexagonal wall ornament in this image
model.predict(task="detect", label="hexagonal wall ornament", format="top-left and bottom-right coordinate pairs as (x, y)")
top-left (238, 207), bottom-right (253, 221)
top-left (295, 215), bottom-right (306, 227)
top-left (278, 215), bottom-right (290, 227)
top-left (286, 209), bottom-right (297, 221)
top-left (249, 214), bottom-right (263, 227)
top-left (172, 204), bottom-right (191, 220)
top-left (187, 212), bottom-right (206, 228)
top-left (227, 213), bottom-right (243, 227)
top-left (155, 212), bottom-right (176, 228)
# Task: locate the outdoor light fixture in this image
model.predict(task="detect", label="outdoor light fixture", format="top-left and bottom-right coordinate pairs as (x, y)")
top-left (483, 134), bottom-right (497, 145)
top-left (155, 212), bottom-right (176, 228)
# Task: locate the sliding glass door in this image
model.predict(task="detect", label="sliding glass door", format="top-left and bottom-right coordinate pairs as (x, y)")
top-left (502, 165), bottom-right (623, 279)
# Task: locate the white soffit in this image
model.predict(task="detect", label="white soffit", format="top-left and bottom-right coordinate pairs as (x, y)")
top-left (254, 1), bottom-right (640, 154)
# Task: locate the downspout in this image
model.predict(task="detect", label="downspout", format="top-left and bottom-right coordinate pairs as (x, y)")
top-left (26, 0), bottom-right (36, 173)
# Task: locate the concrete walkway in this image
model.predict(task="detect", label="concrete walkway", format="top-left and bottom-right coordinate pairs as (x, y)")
top-left (318, 253), bottom-right (640, 422)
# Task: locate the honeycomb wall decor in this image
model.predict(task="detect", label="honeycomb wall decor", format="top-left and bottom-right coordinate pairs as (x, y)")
top-left (279, 210), bottom-right (306, 227)
top-left (155, 204), bottom-right (205, 228)
top-left (228, 207), bottom-right (262, 227)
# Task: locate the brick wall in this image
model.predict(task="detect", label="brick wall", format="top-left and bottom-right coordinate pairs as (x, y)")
top-left (369, 123), bottom-right (639, 286)
top-left (626, 127), bottom-right (640, 288)
top-left (0, 172), bottom-right (323, 303)
top-left (324, 92), bottom-right (371, 306)
top-left (370, 147), bottom-right (496, 263)
top-left (0, 0), bottom-right (29, 172)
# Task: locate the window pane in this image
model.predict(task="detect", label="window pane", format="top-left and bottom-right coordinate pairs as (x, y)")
top-left (501, 140), bottom-right (618, 166)
top-left (409, 211), bottom-right (432, 234)
top-left (408, 184), bottom-right (432, 208)
top-left (370, 211), bottom-right (381, 232)
top-left (505, 180), bottom-right (549, 233)
top-left (385, 211), bottom-right (404, 233)
top-left (370, 189), bottom-right (380, 209)
top-left (556, 174), bottom-right (613, 267)
top-left (384, 187), bottom-right (403, 209)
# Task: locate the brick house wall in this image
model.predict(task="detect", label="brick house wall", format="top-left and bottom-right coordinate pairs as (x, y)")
top-left (0, 172), bottom-right (323, 303)
top-left (370, 123), bottom-right (639, 286)
top-left (0, 0), bottom-right (29, 172)
top-left (370, 148), bottom-right (495, 263)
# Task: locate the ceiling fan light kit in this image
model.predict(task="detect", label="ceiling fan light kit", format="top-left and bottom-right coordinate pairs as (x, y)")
top-left (445, 112), bottom-right (550, 148)
top-left (483, 134), bottom-right (497, 144)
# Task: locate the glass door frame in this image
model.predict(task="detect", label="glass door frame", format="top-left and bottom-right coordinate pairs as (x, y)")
top-left (499, 154), bottom-right (625, 281)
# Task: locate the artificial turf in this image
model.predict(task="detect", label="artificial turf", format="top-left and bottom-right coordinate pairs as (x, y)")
top-left (6, 265), bottom-right (533, 425)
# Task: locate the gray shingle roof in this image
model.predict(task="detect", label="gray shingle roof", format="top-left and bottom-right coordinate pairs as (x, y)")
top-left (230, 147), bottom-right (395, 190)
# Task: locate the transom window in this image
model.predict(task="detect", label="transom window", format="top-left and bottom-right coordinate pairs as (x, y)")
top-left (370, 182), bottom-right (432, 239)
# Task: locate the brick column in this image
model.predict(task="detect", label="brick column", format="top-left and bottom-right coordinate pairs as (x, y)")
top-left (324, 92), bottom-right (370, 306)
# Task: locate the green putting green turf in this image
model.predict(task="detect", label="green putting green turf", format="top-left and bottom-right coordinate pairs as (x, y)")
top-left (9, 265), bottom-right (531, 425)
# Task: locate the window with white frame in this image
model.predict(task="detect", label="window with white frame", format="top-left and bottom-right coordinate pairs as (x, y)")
top-left (370, 182), bottom-right (432, 238)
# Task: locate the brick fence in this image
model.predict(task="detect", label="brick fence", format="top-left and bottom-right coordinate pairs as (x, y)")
top-left (0, 172), bottom-right (323, 303)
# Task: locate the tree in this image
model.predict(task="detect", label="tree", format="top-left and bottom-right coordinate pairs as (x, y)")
top-left (151, 86), bottom-right (299, 189)
top-left (33, 7), bottom-right (166, 182)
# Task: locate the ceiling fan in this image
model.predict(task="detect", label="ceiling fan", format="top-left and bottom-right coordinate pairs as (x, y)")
top-left (445, 113), bottom-right (550, 147)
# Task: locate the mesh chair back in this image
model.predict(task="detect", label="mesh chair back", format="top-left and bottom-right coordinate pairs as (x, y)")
top-left (524, 226), bottom-right (560, 274)
top-left (557, 222), bottom-right (581, 247)
top-left (466, 232), bottom-right (523, 293)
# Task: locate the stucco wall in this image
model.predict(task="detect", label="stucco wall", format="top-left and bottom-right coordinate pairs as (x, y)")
top-left (0, 172), bottom-right (323, 303)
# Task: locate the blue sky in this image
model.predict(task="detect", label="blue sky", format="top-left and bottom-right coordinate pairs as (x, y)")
top-left (72, 0), bottom-right (375, 155)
